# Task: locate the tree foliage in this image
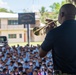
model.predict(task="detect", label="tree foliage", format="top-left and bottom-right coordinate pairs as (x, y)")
top-left (39, 0), bottom-right (76, 23)
top-left (39, 6), bottom-right (49, 23)
top-left (50, 3), bottom-right (61, 13)
top-left (0, 8), bottom-right (14, 13)
top-left (39, 6), bottom-right (47, 16)
top-left (49, 0), bottom-right (67, 20)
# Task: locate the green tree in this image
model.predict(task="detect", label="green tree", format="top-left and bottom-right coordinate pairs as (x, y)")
top-left (9, 10), bottom-right (14, 13)
top-left (50, 3), bottom-right (61, 13)
top-left (39, 0), bottom-right (76, 23)
top-left (39, 6), bottom-right (49, 23)
top-left (39, 6), bottom-right (47, 16)
top-left (0, 8), bottom-right (14, 13)
top-left (0, 8), bottom-right (8, 12)
top-left (50, 0), bottom-right (67, 13)
top-left (49, 3), bottom-right (60, 19)
top-left (49, 0), bottom-right (67, 19)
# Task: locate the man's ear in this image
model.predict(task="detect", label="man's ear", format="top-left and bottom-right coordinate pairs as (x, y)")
top-left (61, 12), bottom-right (65, 17)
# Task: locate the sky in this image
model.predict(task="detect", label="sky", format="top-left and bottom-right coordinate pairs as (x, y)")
top-left (0, 0), bottom-right (63, 13)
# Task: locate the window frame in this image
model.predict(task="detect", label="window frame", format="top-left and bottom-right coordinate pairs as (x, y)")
top-left (8, 20), bottom-right (18, 25)
top-left (8, 34), bottom-right (17, 39)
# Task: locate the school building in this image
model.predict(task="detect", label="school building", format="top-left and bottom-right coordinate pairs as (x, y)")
top-left (0, 12), bottom-right (45, 43)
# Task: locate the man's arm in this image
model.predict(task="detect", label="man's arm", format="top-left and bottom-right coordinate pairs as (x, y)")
top-left (39, 30), bottom-right (54, 58)
top-left (39, 47), bottom-right (48, 58)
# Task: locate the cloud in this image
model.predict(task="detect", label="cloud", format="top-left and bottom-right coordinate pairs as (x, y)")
top-left (0, 0), bottom-right (10, 9)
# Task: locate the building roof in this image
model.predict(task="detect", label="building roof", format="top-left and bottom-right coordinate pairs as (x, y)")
top-left (0, 12), bottom-right (18, 18)
top-left (0, 12), bottom-right (40, 19)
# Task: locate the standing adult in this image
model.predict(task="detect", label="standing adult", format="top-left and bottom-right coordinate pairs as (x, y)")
top-left (39, 3), bottom-right (76, 74)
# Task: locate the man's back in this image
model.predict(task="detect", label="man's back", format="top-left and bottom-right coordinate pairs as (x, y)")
top-left (39, 4), bottom-right (76, 74)
top-left (51, 20), bottom-right (76, 73)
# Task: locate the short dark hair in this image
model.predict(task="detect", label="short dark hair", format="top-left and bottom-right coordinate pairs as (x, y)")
top-left (61, 3), bottom-right (76, 19)
top-left (23, 72), bottom-right (27, 74)
top-left (3, 68), bottom-right (7, 72)
top-left (33, 70), bottom-right (38, 74)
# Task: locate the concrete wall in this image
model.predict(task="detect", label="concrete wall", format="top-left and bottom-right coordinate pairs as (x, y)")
top-left (1, 18), bottom-right (8, 29)
top-left (33, 34), bottom-right (46, 42)
top-left (1, 30), bottom-right (25, 43)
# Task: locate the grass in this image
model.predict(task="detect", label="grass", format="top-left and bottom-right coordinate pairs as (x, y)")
top-left (8, 42), bottom-right (42, 47)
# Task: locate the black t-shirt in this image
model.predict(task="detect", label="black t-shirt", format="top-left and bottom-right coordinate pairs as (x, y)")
top-left (41, 20), bottom-right (76, 74)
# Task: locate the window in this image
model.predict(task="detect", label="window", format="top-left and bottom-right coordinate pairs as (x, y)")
top-left (8, 20), bottom-right (18, 25)
top-left (8, 34), bottom-right (16, 38)
top-left (0, 36), bottom-right (7, 41)
top-left (19, 34), bottom-right (22, 38)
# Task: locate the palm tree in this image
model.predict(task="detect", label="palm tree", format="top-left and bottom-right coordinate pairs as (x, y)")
top-left (39, 6), bottom-right (47, 16)
top-left (39, 6), bottom-right (49, 23)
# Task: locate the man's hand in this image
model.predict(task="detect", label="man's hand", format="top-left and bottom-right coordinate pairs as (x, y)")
top-left (45, 19), bottom-right (57, 33)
